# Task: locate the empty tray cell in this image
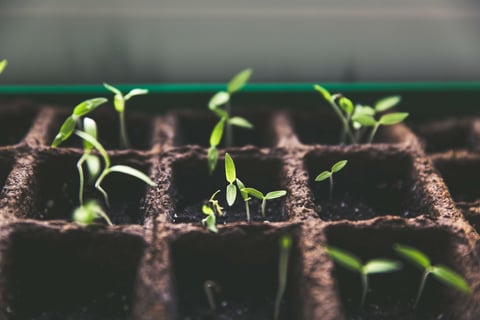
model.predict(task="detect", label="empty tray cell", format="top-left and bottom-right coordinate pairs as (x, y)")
top-left (325, 224), bottom-right (468, 319)
top-left (170, 227), bottom-right (302, 320)
top-left (1, 226), bottom-right (145, 320)
top-left (290, 108), bottom-right (406, 146)
top-left (172, 110), bottom-right (276, 148)
top-left (0, 102), bottom-right (37, 146)
top-left (305, 149), bottom-right (425, 221)
top-left (49, 108), bottom-right (152, 150)
top-left (415, 117), bottom-right (477, 153)
top-left (32, 151), bottom-right (152, 225)
top-left (170, 153), bottom-right (288, 224)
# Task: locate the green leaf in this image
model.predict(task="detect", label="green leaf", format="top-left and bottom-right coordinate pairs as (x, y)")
top-left (326, 246), bottom-right (363, 273)
top-left (113, 95), bottom-right (125, 113)
top-left (125, 88), bottom-right (148, 101)
top-left (363, 259), bottom-right (403, 274)
top-left (379, 112), bottom-right (409, 125)
top-left (72, 98), bottom-right (108, 117)
top-left (431, 266), bottom-right (471, 294)
top-left (242, 187), bottom-right (264, 199)
top-left (394, 244), bottom-right (431, 269)
top-left (212, 108), bottom-right (229, 119)
top-left (210, 118), bottom-right (225, 147)
top-left (208, 91), bottom-right (230, 110)
top-left (226, 183), bottom-right (237, 206)
top-left (82, 117), bottom-right (97, 150)
top-left (0, 59), bottom-right (7, 75)
top-left (208, 147), bottom-right (218, 174)
top-left (375, 96), bottom-right (401, 112)
top-left (52, 116), bottom-right (77, 147)
top-left (352, 114), bottom-right (377, 127)
top-left (313, 84), bottom-right (332, 101)
top-left (315, 171), bottom-right (331, 182)
top-left (202, 204), bottom-right (214, 215)
top-left (228, 117), bottom-right (254, 129)
top-left (108, 165), bottom-right (156, 186)
top-left (224, 153), bottom-right (236, 184)
top-left (236, 178), bottom-right (249, 200)
top-left (265, 190), bottom-right (287, 200)
top-left (85, 154), bottom-right (101, 181)
top-left (73, 204), bottom-right (96, 226)
top-left (227, 68), bottom-right (252, 93)
top-left (75, 130), bottom-right (110, 168)
top-left (103, 82), bottom-right (122, 96)
top-left (353, 105), bottom-right (375, 117)
top-left (331, 160), bottom-right (348, 173)
top-left (202, 214), bottom-right (218, 233)
top-left (339, 97), bottom-right (354, 115)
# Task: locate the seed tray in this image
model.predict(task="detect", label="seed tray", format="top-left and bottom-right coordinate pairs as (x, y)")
top-left (0, 89), bottom-right (479, 319)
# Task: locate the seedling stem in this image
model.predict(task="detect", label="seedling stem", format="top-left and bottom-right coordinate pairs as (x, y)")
top-left (204, 280), bottom-right (220, 312)
top-left (274, 235), bottom-right (292, 320)
top-left (315, 160), bottom-right (348, 201)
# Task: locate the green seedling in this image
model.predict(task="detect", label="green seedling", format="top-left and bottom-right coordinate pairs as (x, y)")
top-left (51, 97), bottom-right (108, 147)
top-left (394, 244), bottom-right (471, 308)
top-left (0, 59), bottom-right (7, 75)
top-left (104, 83), bottom-right (148, 149)
top-left (236, 178), bottom-right (252, 223)
top-left (207, 69), bottom-right (254, 174)
top-left (274, 234), bottom-right (292, 320)
top-left (352, 111), bottom-right (409, 144)
top-left (326, 246), bottom-right (402, 308)
top-left (73, 199), bottom-right (112, 226)
top-left (76, 117), bottom-right (101, 205)
top-left (241, 188), bottom-right (287, 218)
top-left (204, 280), bottom-right (221, 312)
top-left (315, 160), bottom-right (348, 200)
top-left (224, 153), bottom-right (237, 206)
top-left (75, 130), bottom-right (156, 207)
top-left (201, 190), bottom-right (223, 233)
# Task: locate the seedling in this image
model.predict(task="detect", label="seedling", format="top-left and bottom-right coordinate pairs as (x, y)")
top-left (0, 59), bottom-right (7, 75)
top-left (73, 199), bottom-right (112, 226)
top-left (274, 234), bottom-right (292, 320)
top-left (352, 111), bottom-right (409, 144)
top-left (201, 190), bottom-right (223, 233)
top-left (326, 246), bottom-right (402, 308)
top-left (204, 280), bottom-right (221, 312)
top-left (224, 153), bottom-right (237, 206)
top-left (51, 97), bottom-right (108, 147)
top-left (74, 130), bottom-right (156, 207)
top-left (241, 188), bottom-right (287, 218)
top-left (104, 83), bottom-right (148, 148)
top-left (315, 160), bottom-right (348, 200)
top-left (394, 244), bottom-right (471, 308)
top-left (207, 69), bottom-right (254, 174)
top-left (236, 178), bottom-right (252, 223)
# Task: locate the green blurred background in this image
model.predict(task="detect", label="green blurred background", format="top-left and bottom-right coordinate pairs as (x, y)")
top-left (1, 0), bottom-right (479, 84)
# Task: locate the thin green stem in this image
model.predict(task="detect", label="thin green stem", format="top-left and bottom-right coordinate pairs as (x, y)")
top-left (245, 199), bottom-right (251, 222)
top-left (225, 102), bottom-right (233, 147)
top-left (94, 206), bottom-right (113, 226)
top-left (329, 175), bottom-right (334, 201)
top-left (368, 123), bottom-right (380, 144)
top-left (76, 153), bottom-right (88, 205)
top-left (95, 170), bottom-right (110, 207)
top-left (328, 99), bottom-right (355, 145)
top-left (274, 241), bottom-right (291, 320)
top-left (414, 270), bottom-right (430, 308)
top-left (360, 272), bottom-right (368, 308)
top-left (119, 111), bottom-right (130, 149)
top-left (261, 198), bottom-right (266, 218)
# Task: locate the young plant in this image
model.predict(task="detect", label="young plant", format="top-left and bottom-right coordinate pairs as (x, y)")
top-left (203, 280), bottom-right (221, 312)
top-left (73, 199), bottom-right (112, 226)
top-left (74, 130), bottom-right (156, 207)
top-left (236, 178), bottom-right (252, 223)
top-left (352, 111), bottom-right (409, 144)
top-left (201, 190), bottom-right (223, 233)
top-left (241, 188), bottom-right (287, 218)
top-left (224, 153), bottom-right (237, 206)
top-left (207, 69), bottom-right (254, 173)
top-left (274, 234), bottom-right (292, 320)
top-left (51, 97), bottom-right (108, 147)
top-left (104, 83), bottom-right (148, 148)
top-left (326, 246), bottom-right (402, 308)
top-left (394, 244), bottom-right (471, 308)
top-left (315, 160), bottom-right (348, 201)
top-left (0, 59), bottom-right (7, 75)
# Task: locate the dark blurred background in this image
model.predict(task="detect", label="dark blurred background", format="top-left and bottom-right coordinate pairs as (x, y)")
top-left (1, 0), bottom-right (480, 84)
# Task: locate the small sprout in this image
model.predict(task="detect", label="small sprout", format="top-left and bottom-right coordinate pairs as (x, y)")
top-left (241, 187), bottom-right (287, 218)
top-left (224, 153), bottom-right (237, 206)
top-left (236, 178), bottom-right (251, 223)
top-left (51, 97), bottom-right (108, 147)
top-left (274, 234), bottom-right (292, 320)
top-left (0, 59), bottom-right (7, 75)
top-left (315, 160), bottom-right (348, 201)
top-left (73, 200), bottom-right (112, 226)
top-left (352, 112), bottom-right (409, 144)
top-left (104, 83), bottom-right (148, 149)
top-left (204, 280), bottom-right (221, 312)
top-left (327, 246), bottom-right (402, 308)
top-left (208, 118), bottom-right (225, 174)
top-left (201, 190), bottom-right (223, 233)
top-left (75, 130), bottom-right (156, 207)
top-left (394, 244), bottom-right (471, 308)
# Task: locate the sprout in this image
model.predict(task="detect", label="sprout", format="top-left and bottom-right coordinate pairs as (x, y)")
top-left (0, 59), bottom-right (7, 75)
top-left (241, 187), bottom-right (287, 218)
top-left (236, 178), bottom-right (252, 223)
top-left (274, 234), bottom-right (292, 320)
top-left (104, 83), bottom-right (148, 149)
top-left (207, 69), bottom-right (254, 173)
top-left (201, 190), bottom-right (223, 233)
top-left (73, 200), bottom-right (112, 226)
top-left (51, 97), bottom-right (108, 147)
top-left (327, 246), bottom-right (402, 308)
top-left (204, 280), bottom-right (221, 312)
top-left (352, 112), bottom-right (409, 144)
top-left (74, 130), bottom-right (156, 208)
top-left (315, 160), bottom-right (348, 201)
top-left (224, 153), bottom-right (237, 206)
top-left (394, 244), bottom-right (471, 308)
